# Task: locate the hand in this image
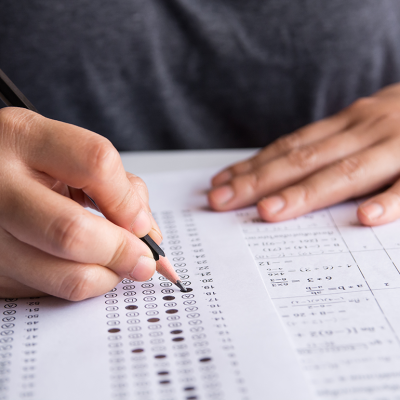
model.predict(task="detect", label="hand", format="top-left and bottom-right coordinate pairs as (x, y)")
top-left (209, 83), bottom-right (400, 226)
top-left (0, 107), bottom-right (161, 300)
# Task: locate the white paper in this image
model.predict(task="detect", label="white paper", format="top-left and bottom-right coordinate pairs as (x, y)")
top-left (238, 201), bottom-right (400, 400)
top-left (0, 169), bottom-right (311, 400)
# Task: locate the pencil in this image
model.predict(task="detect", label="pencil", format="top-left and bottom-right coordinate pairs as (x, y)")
top-left (140, 235), bottom-right (187, 292)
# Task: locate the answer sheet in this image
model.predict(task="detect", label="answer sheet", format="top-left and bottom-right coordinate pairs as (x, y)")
top-left (0, 169), bottom-right (310, 400)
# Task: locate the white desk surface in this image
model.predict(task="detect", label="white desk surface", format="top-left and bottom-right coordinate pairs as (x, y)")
top-left (120, 148), bottom-right (258, 174)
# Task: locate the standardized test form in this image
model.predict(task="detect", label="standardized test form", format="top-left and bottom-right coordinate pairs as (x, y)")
top-left (0, 169), bottom-right (311, 400)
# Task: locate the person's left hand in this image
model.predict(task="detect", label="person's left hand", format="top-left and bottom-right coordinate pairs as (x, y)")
top-left (208, 83), bottom-right (400, 226)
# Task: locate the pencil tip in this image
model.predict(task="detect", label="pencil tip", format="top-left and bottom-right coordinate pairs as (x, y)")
top-left (175, 280), bottom-right (187, 292)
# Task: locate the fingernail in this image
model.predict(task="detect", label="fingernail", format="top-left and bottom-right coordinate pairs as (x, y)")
top-left (213, 170), bottom-right (232, 186)
top-left (129, 256), bottom-right (156, 281)
top-left (131, 209), bottom-right (152, 236)
top-left (210, 185), bottom-right (234, 205)
top-left (261, 195), bottom-right (286, 215)
top-left (359, 202), bottom-right (384, 220)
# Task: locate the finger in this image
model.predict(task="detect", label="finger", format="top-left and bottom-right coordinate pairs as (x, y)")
top-left (257, 140), bottom-right (400, 222)
top-left (147, 213), bottom-right (163, 244)
top-left (208, 117), bottom-right (386, 211)
top-left (125, 172), bottom-right (163, 244)
top-left (358, 181), bottom-right (400, 226)
top-left (0, 228), bottom-right (121, 301)
top-left (0, 276), bottom-right (46, 298)
top-left (5, 109), bottom-right (152, 237)
top-left (1, 178), bottom-right (156, 281)
top-left (212, 112), bottom-right (350, 187)
top-left (68, 172), bottom-right (161, 242)
top-left (68, 172), bottom-right (161, 239)
top-left (66, 173), bottom-right (162, 244)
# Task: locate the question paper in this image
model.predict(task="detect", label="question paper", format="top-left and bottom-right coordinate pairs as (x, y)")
top-left (238, 200), bottom-right (400, 400)
top-left (0, 169), bottom-right (310, 400)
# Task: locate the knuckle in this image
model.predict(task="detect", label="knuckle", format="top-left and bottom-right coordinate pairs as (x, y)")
top-left (248, 157), bottom-right (262, 170)
top-left (49, 213), bottom-right (89, 256)
top-left (336, 157), bottom-right (364, 182)
top-left (230, 164), bottom-right (242, 175)
top-left (107, 176), bottom-right (150, 218)
top-left (378, 111), bottom-right (400, 124)
top-left (60, 267), bottom-right (96, 301)
top-left (239, 171), bottom-right (261, 196)
top-left (231, 161), bottom-right (250, 175)
top-left (274, 132), bottom-right (301, 154)
top-left (107, 233), bottom-right (128, 268)
top-left (130, 175), bottom-right (147, 192)
top-left (286, 145), bottom-right (318, 170)
top-left (124, 176), bottom-right (150, 211)
top-left (86, 137), bottom-right (120, 180)
top-left (127, 173), bottom-right (148, 198)
top-left (351, 97), bottom-right (377, 109)
top-left (112, 186), bottom-right (136, 215)
top-left (296, 183), bottom-right (314, 207)
top-left (0, 107), bottom-right (42, 146)
top-left (349, 97), bottom-right (376, 112)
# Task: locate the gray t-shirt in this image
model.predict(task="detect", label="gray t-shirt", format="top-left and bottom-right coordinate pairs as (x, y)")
top-left (1, 1), bottom-right (400, 150)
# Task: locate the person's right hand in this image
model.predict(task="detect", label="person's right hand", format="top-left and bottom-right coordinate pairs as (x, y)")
top-left (0, 107), bottom-right (161, 300)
